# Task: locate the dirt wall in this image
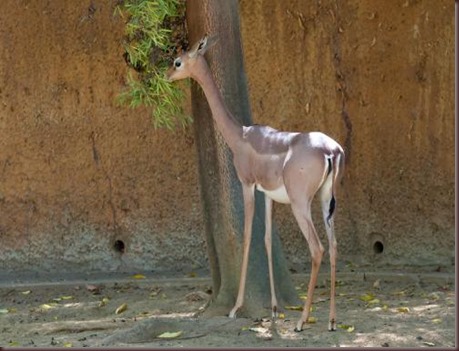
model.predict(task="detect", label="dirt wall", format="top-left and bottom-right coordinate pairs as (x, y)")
top-left (0, 0), bottom-right (205, 273)
top-left (0, 0), bottom-right (454, 274)
top-left (240, 0), bottom-right (455, 268)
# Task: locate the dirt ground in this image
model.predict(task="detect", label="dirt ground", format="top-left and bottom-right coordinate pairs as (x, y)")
top-left (0, 269), bottom-right (455, 348)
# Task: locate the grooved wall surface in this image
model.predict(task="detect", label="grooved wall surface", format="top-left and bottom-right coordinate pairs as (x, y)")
top-left (0, 0), bottom-right (205, 273)
top-left (240, 0), bottom-right (454, 269)
top-left (0, 0), bottom-right (454, 274)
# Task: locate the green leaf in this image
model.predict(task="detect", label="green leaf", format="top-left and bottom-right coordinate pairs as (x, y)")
top-left (117, 0), bottom-right (188, 129)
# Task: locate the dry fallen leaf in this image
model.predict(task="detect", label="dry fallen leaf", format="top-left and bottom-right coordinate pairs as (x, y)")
top-left (0, 309), bottom-right (9, 314)
top-left (249, 327), bottom-right (269, 333)
top-left (131, 273), bottom-right (146, 279)
top-left (307, 316), bottom-right (317, 324)
top-left (86, 284), bottom-right (100, 294)
top-left (396, 307), bottom-right (410, 313)
top-left (99, 297), bottom-right (110, 307)
top-left (360, 293), bottom-right (375, 302)
top-left (285, 305), bottom-right (303, 311)
top-left (115, 303), bottom-right (128, 314)
top-left (338, 324), bottom-right (355, 332)
top-left (368, 298), bottom-right (380, 305)
top-left (40, 303), bottom-right (57, 310)
top-left (278, 313), bottom-right (286, 319)
top-left (21, 290), bottom-right (32, 295)
top-left (431, 318), bottom-right (442, 324)
top-left (63, 342), bottom-right (73, 347)
top-left (53, 296), bottom-right (72, 302)
top-left (299, 293), bottom-right (308, 300)
top-left (157, 331), bottom-right (182, 339)
top-left (137, 311), bottom-right (150, 317)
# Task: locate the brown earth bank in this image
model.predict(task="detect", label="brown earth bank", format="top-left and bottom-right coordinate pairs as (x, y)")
top-left (0, 0), bottom-right (455, 274)
top-left (0, 0), bottom-right (205, 273)
top-left (0, 271), bottom-right (455, 348)
top-left (239, 0), bottom-right (454, 269)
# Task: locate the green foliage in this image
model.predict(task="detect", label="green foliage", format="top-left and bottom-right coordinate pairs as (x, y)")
top-left (116, 0), bottom-right (190, 129)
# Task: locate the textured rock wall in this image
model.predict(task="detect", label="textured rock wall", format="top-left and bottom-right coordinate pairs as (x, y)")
top-left (0, 0), bottom-right (205, 273)
top-left (240, 0), bottom-right (454, 268)
top-left (0, 0), bottom-right (454, 273)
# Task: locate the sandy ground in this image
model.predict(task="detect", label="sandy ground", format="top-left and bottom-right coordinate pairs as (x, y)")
top-left (0, 269), bottom-right (455, 348)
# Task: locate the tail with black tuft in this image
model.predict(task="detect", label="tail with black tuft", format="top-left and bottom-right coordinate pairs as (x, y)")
top-left (325, 150), bottom-right (344, 227)
top-left (326, 196), bottom-right (336, 226)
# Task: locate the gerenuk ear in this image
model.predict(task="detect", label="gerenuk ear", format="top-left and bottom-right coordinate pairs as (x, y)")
top-left (188, 35), bottom-right (218, 58)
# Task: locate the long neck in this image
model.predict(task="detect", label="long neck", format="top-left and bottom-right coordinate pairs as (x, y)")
top-left (192, 59), bottom-right (243, 152)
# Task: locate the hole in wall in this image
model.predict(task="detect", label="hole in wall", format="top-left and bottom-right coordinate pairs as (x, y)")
top-left (114, 240), bottom-right (125, 254)
top-left (373, 240), bottom-right (384, 254)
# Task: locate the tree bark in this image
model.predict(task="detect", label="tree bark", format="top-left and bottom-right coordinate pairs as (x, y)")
top-left (186, 0), bottom-right (299, 317)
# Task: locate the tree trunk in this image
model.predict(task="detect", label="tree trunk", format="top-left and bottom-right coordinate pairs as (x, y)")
top-left (186, 0), bottom-right (299, 318)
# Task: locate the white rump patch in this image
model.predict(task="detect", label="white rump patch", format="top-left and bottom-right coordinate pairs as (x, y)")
top-left (256, 184), bottom-right (291, 204)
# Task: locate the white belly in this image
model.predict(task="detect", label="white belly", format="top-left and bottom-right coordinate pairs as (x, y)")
top-left (256, 184), bottom-right (291, 204)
